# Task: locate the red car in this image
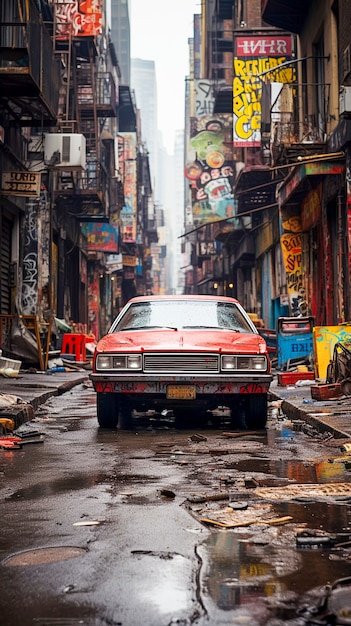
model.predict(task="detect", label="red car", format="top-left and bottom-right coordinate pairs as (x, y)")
top-left (90, 295), bottom-right (272, 429)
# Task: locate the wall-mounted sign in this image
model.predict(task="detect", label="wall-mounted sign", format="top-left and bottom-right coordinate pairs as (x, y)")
top-left (197, 241), bottom-right (217, 256)
top-left (233, 34), bottom-right (295, 147)
top-left (2, 171), bottom-right (41, 198)
top-left (123, 255), bottom-right (136, 267)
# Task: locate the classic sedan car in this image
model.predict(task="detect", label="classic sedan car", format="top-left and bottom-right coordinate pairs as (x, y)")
top-left (90, 295), bottom-right (272, 429)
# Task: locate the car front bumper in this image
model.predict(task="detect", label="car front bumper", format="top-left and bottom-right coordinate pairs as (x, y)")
top-left (90, 373), bottom-right (273, 395)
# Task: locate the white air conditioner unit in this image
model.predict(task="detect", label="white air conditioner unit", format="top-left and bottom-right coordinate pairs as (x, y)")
top-left (339, 85), bottom-right (351, 117)
top-left (44, 133), bottom-right (86, 170)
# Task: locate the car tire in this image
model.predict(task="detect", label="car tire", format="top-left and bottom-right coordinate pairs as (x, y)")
top-left (97, 393), bottom-right (119, 429)
top-left (245, 395), bottom-right (268, 430)
top-left (118, 399), bottom-right (134, 430)
top-left (230, 400), bottom-right (247, 429)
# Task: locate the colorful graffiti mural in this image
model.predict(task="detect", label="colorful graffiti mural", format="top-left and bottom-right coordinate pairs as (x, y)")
top-left (55, 0), bottom-right (103, 38)
top-left (119, 133), bottom-right (137, 243)
top-left (280, 213), bottom-right (305, 316)
top-left (81, 222), bottom-right (119, 252)
top-left (185, 115), bottom-right (236, 226)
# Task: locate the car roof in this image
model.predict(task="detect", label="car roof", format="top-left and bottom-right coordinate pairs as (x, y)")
top-left (125, 295), bottom-right (241, 305)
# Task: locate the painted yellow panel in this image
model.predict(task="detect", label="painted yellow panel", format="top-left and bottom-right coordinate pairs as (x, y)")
top-left (313, 326), bottom-right (351, 379)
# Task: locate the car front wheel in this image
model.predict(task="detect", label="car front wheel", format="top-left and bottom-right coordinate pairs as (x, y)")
top-left (97, 393), bottom-right (119, 429)
top-left (245, 395), bottom-right (268, 430)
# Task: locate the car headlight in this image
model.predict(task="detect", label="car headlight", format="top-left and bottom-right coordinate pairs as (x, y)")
top-left (221, 355), bottom-right (267, 371)
top-left (96, 354), bottom-right (142, 371)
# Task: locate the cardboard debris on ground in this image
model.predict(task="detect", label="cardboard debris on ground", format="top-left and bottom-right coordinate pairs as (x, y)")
top-left (255, 482), bottom-right (351, 500)
top-left (196, 502), bottom-right (293, 528)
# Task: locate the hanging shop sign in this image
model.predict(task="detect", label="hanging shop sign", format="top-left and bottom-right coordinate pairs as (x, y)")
top-left (2, 171), bottom-right (41, 198)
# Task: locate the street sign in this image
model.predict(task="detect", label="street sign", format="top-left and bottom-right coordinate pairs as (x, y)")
top-left (1, 171), bottom-right (41, 198)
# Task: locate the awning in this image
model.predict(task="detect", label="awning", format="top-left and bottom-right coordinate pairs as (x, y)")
top-left (276, 160), bottom-right (345, 206)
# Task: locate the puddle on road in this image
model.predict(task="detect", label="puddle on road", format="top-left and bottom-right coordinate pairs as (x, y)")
top-left (227, 457), bottom-right (351, 483)
top-left (6, 473), bottom-right (109, 500)
top-left (7, 470), bottom-right (159, 501)
top-left (200, 499), bottom-right (351, 623)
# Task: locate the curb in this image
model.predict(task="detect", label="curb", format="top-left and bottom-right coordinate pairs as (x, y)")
top-left (0, 375), bottom-right (89, 430)
top-left (271, 392), bottom-right (351, 440)
top-left (56, 376), bottom-right (89, 395)
top-left (0, 404), bottom-right (35, 429)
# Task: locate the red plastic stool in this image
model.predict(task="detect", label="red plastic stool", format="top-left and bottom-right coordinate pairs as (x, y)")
top-left (61, 333), bottom-right (87, 362)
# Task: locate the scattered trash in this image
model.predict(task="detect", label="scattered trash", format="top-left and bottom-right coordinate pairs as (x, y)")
top-left (228, 500), bottom-right (248, 510)
top-left (189, 433), bottom-right (207, 442)
top-left (0, 356), bottom-right (21, 377)
top-left (199, 504), bottom-right (293, 528)
top-left (0, 393), bottom-right (27, 408)
top-left (244, 476), bottom-right (259, 488)
top-left (72, 520), bottom-right (101, 526)
top-left (296, 530), bottom-right (333, 548)
top-left (0, 434), bottom-right (44, 449)
top-left (159, 488), bottom-right (176, 499)
top-left (0, 418), bottom-right (15, 432)
top-left (298, 576), bottom-right (351, 625)
top-left (187, 492), bottom-right (230, 504)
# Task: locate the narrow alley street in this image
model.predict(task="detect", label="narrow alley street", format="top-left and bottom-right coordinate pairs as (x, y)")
top-left (1, 381), bottom-right (351, 625)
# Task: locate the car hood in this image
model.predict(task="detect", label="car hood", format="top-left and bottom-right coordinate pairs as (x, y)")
top-left (96, 329), bottom-right (267, 354)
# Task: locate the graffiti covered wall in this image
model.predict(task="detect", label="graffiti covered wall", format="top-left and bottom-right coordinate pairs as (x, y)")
top-left (55, 0), bottom-right (103, 38)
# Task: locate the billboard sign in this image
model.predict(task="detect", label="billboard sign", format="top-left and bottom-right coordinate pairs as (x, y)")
top-left (233, 34), bottom-right (295, 147)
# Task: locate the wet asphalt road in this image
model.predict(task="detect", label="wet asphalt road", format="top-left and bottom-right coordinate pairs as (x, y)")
top-left (1, 382), bottom-right (351, 625)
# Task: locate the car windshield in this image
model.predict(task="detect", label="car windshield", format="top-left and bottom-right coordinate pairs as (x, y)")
top-left (112, 300), bottom-right (254, 333)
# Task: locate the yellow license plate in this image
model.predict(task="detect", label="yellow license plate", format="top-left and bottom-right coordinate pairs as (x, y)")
top-left (166, 385), bottom-right (196, 399)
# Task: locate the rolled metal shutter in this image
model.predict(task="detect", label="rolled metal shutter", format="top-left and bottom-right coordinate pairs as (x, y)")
top-left (0, 216), bottom-right (11, 313)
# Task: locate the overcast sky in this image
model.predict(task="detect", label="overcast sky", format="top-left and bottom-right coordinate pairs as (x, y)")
top-left (130, 0), bottom-right (200, 153)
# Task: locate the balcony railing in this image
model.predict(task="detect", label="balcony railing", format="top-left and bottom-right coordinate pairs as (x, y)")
top-left (0, 0), bottom-right (59, 122)
top-left (77, 69), bottom-right (117, 118)
top-left (54, 160), bottom-right (110, 220)
top-left (270, 83), bottom-right (330, 160)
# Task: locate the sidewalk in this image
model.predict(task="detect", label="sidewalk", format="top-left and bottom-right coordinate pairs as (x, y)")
top-left (0, 369), bottom-right (89, 429)
top-left (1, 369), bottom-right (351, 439)
top-left (269, 377), bottom-right (351, 440)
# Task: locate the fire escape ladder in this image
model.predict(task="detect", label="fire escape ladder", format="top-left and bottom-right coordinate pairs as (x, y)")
top-left (75, 45), bottom-right (99, 162)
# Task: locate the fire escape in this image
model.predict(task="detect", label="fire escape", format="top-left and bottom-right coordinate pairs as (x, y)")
top-left (49, 3), bottom-right (117, 221)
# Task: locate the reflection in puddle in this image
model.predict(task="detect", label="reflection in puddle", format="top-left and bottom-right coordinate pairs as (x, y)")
top-left (201, 501), bottom-right (351, 621)
top-left (226, 457), bottom-right (351, 484)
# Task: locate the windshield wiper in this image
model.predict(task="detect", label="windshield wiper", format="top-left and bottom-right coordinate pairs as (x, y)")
top-left (182, 325), bottom-right (239, 331)
top-left (119, 325), bottom-right (178, 331)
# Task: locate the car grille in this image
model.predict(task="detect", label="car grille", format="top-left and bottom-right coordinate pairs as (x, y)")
top-left (143, 353), bottom-right (219, 373)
